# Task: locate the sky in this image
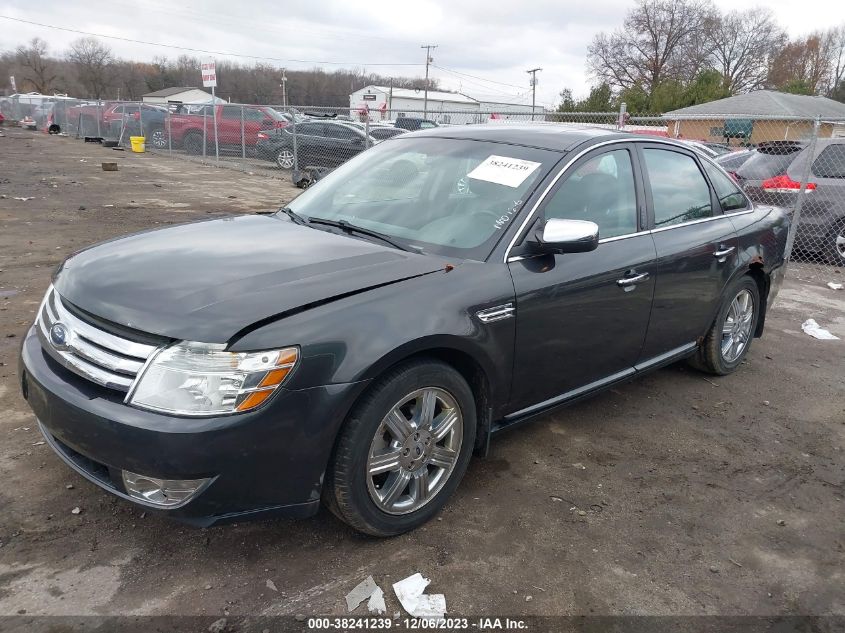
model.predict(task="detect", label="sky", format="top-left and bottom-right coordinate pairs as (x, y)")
top-left (1, 0), bottom-right (843, 107)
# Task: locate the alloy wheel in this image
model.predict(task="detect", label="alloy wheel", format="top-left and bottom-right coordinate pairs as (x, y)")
top-left (721, 288), bottom-right (754, 363)
top-left (366, 387), bottom-right (463, 515)
top-left (149, 129), bottom-right (168, 149)
top-left (835, 230), bottom-right (845, 262)
top-left (277, 149), bottom-right (295, 169)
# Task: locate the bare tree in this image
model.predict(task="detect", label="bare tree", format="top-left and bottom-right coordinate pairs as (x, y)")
top-left (15, 38), bottom-right (57, 93)
top-left (768, 32), bottom-right (835, 94)
top-left (67, 37), bottom-right (115, 99)
top-left (587, 0), bottom-right (716, 93)
top-left (825, 24), bottom-right (845, 95)
top-left (707, 9), bottom-right (785, 94)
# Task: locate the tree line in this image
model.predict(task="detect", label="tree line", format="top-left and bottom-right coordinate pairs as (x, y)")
top-left (0, 37), bottom-right (439, 106)
top-left (560, 0), bottom-right (845, 113)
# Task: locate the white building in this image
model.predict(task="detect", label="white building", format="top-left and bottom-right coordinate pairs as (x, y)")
top-left (142, 87), bottom-right (219, 105)
top-left (349, 85), bottom-right (545, 125)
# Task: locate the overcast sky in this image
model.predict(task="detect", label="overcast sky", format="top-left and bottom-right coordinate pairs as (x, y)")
top-left (1, 0), bottom-right (843, 106)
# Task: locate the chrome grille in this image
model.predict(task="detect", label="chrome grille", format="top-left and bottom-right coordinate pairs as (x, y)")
top-left (36, 286), bottom-right (160, 391)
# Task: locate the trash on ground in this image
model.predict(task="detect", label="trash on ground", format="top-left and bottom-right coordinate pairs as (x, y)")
top-left (801, 319), bottom-right (839, 340)
top-left (392, 573), bottom-right (446, 619)
top-left (12, 197), bottom-right (34, 201)
top-left (828, 282), bottom-right (843, 290)
top-left (266, 579), bottom-right (277, 592)
top-left (101, 162), bottom-right (119, 172)
top-left (368, 586), bottom-right (387, 615)
top-left (71, 507), bottom-right (82, 515)
top-left (346, 575), bottom-right (380, 612)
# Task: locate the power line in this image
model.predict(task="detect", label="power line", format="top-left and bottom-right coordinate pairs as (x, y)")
top-left (431, 65), bottom-right (526, 91)
top-left (0, 15), bottom-right (422, 67)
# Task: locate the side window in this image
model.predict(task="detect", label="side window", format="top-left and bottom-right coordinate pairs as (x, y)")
top-left (542, 149), bottom-right (638, 239)
top-left (222, 106), bottom-right (242, 119)
top-left (812, 145), bottom-right (845, 179)
top-left (703, 161), bottom-right (749, 212)
top-left (325, 125), bottom-right (357, 140)
top-left (643, 149), bottom-right (713, 228)
top-left (297, 123), bottom-right (323, 136)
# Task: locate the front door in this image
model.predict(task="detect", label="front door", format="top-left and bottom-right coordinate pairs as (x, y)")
top-left (635, 144), bottom-right (740, 360)
top-left (507, 145), bottom-right (657, 413)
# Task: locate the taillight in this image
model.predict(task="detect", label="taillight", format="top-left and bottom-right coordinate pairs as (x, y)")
top-left (257, 132), bottom-right (269, 140)
top-left (275, 121), bottom-right (288, 128)
top-left (761, 174), bottom-right (816, 193)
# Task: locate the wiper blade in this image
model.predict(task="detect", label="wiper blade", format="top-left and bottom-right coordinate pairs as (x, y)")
top-left (277, 206), bottom-right (307, 225)
top-left (307, 218), bottom-right (417, 253)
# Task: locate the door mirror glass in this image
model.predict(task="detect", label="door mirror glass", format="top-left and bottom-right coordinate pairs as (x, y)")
top-left (537, 218), bottom-right (599, 253)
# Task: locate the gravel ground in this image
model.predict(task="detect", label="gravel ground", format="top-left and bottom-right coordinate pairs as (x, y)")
top-left (1, 129), bottom-right (843, 620)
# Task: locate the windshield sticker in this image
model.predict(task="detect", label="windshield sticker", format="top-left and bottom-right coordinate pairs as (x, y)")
top-left (467, 155), bottom-right (541, 188)
top-left (493, 200), bottom-right (523, 230)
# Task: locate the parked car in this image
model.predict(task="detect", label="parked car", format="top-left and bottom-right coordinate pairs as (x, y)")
top-left (344, 122), bottom-right (408, 141)
top-left (715, 148), bottom-right (756, 173)
top-left (167, 104), bottom-right (289, 154)
top-left (394, 116), bottom-right (438, 131)
top-left (101, 103), bottom-right (169, 148)
top-left (679, 140), bottom-right (733, 158)
top-left (256, 120), bottom-right (375, 169)
top-left (735, 139), bottom-right (845, 265)
top-left (20, 126), bottom-right (788, 536)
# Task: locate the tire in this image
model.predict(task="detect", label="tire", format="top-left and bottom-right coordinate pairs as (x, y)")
top-left (827, 219), bottom-right (845, 267)
top-left (323, 360), bottom-right (476, 536)
top-left (183, 131), bottom-right (203, 155)
top-left (147, 126), bottom-right (168, 150)
top-left (276, 147), bottom-right (295, 169)
top-left (689, 275), bottom-right (761, 375)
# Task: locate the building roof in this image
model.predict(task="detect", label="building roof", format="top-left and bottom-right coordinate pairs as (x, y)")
top-left (143, 87), bottom-right (208, 98)
top-left (358, 85), bottom-right (478, 105)
top-left (665, 90), bottom-right (845, 119)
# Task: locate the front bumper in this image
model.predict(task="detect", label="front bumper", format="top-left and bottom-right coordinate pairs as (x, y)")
top-left (19, 326), bottom-right (365, 526)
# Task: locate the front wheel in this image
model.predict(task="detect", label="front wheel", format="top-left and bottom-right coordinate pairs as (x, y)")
top-left (323, 360), bottom-right (476, 536)
top-left (827, 220), bottom-right (845, 267)
top-left (147, 126), bottom-right (168, 150)
top-left (689, 276), bottom-right (760, 375)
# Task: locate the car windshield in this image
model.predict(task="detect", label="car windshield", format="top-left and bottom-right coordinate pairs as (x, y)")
top-left (285, 137), bottom-right (561, 260)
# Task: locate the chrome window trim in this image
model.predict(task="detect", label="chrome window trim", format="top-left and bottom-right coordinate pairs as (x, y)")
top-left (502, 137), bottom-right (756, 263)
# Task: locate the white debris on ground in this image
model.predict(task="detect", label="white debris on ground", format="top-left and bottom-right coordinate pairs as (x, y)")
top-left (367, 586), bottom-right (387, 615)
top-left (346, 575), bottom-right (382, 613)
top-left (827, 282), bottom-right (843, 290)
top-left (392, 573), bottom-right (447, 619)
top-left (801, 319), bottom-right (840, 340)
top-left (265, 579), bottom-right (277, 592)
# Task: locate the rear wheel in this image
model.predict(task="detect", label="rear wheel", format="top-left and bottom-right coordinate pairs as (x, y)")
top-left (323, 360), bottom-right (476, 536)
top-left (182, 131), bottom-right (203, 155)
top-left (689, 276), bottom-right (760, 375)
top-left (827, 220), bottom-right (845, 267)
top-left (276, 148), bottom-right (295, 169)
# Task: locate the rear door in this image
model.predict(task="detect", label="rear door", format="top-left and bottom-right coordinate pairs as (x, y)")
top-left (635, 143), bottom-right (740, 361)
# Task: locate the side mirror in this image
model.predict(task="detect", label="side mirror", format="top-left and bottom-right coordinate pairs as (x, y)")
top-left (535, 218), bottom-right (599, 254)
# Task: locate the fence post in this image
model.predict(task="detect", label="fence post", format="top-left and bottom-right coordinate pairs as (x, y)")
top-left (291, 107), bottom-right (299, 172)
top-left (138, 101), bottom-right (144, 140)
top-left (365, 116), bottom-right (371, 149)
top-left (617, 102), bottom-right (627, 131)
top-left (96, 103), bottom-right (101, 138)
top-left (784, 116), bottom-right (821, 264)
top-left (167, 108), bottom-right (172, 155)
top-left (202, 107), bottom-right (208, 160)
top-left (241, 105), bottom-right (246, 171)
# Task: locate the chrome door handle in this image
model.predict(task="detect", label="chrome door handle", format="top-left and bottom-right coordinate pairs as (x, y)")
top-left (617, 272), bottom-right (650, 287)
top-left (713, 246), bottom-right (736, 261)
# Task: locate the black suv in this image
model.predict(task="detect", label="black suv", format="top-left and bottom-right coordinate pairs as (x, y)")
top-left (20, 126), bottom-right (788, 536)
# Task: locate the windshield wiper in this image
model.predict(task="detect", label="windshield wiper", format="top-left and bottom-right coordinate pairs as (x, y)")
top-left (307, 217), bottom-right (416, 252)
top-left (277, 206), bottom-right (307, 225)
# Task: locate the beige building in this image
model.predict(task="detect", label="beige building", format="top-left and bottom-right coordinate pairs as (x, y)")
top-left (664, 91), bottom-right (845, 146)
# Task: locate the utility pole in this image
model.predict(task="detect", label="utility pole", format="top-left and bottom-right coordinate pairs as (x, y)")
top-left (526, 67), bottom-right (542, 121)
top-left (421, 44), bottom-right (437, 119)
top-left (280, 68), bottom-right (288, 108)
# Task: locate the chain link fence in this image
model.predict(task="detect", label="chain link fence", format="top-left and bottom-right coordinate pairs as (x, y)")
top-left (11, 97), bottom-right (844, 283)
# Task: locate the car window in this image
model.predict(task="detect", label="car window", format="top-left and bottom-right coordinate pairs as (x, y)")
top-left (716, 151), bottom-right (754, 171)
top-left (702, 161), bottom-right (748, 212)
top-left (245, 108), bottom-right (269, 121)
top-left (222, 106), bottom-right (242, 119)
top-left (325, 125), bottom-right (359, 140)
top-left (736, 146), bottom-right (802, 180)
top-left (812, 145), bottom-right (845, 179)
top-left (287, 137), bottom-right (558, 260)
top-left (542, 149), bottom-right (638, 239)
top-left (643, 148), bottom-right (713, 228)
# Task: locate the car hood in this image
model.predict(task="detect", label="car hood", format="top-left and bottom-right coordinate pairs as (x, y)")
top-left (54, 214), bottom-right (449, 344)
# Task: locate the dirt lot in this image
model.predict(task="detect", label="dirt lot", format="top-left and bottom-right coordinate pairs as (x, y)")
top-left (1, 130), bottom-right (844, 621)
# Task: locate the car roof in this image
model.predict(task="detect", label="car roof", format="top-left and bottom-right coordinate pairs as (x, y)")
top-left (408, 123), bottom-right (639, 152)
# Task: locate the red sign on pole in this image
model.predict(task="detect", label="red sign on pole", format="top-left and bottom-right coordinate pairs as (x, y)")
top-left (201, 60), bottom-right (217, 88)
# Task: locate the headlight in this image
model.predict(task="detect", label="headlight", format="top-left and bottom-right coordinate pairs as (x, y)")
top-left (128, 342), bottom-right (298, 416)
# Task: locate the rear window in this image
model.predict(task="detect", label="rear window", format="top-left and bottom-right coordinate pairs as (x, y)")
top-left (812, 145), bottom-right (845, 179)
top-left (736, 150), bottom-right (801, 180)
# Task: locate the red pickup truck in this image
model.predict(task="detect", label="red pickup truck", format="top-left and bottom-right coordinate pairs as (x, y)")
top-left (168, 104), bottom-right (289, 154)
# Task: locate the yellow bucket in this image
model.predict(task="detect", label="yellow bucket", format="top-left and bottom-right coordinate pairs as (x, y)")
top-left (129, 136), bottom-right (146, 153)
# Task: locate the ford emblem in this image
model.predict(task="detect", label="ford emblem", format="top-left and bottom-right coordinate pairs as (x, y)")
top-left (50, 322), bottom-right (70, 350)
